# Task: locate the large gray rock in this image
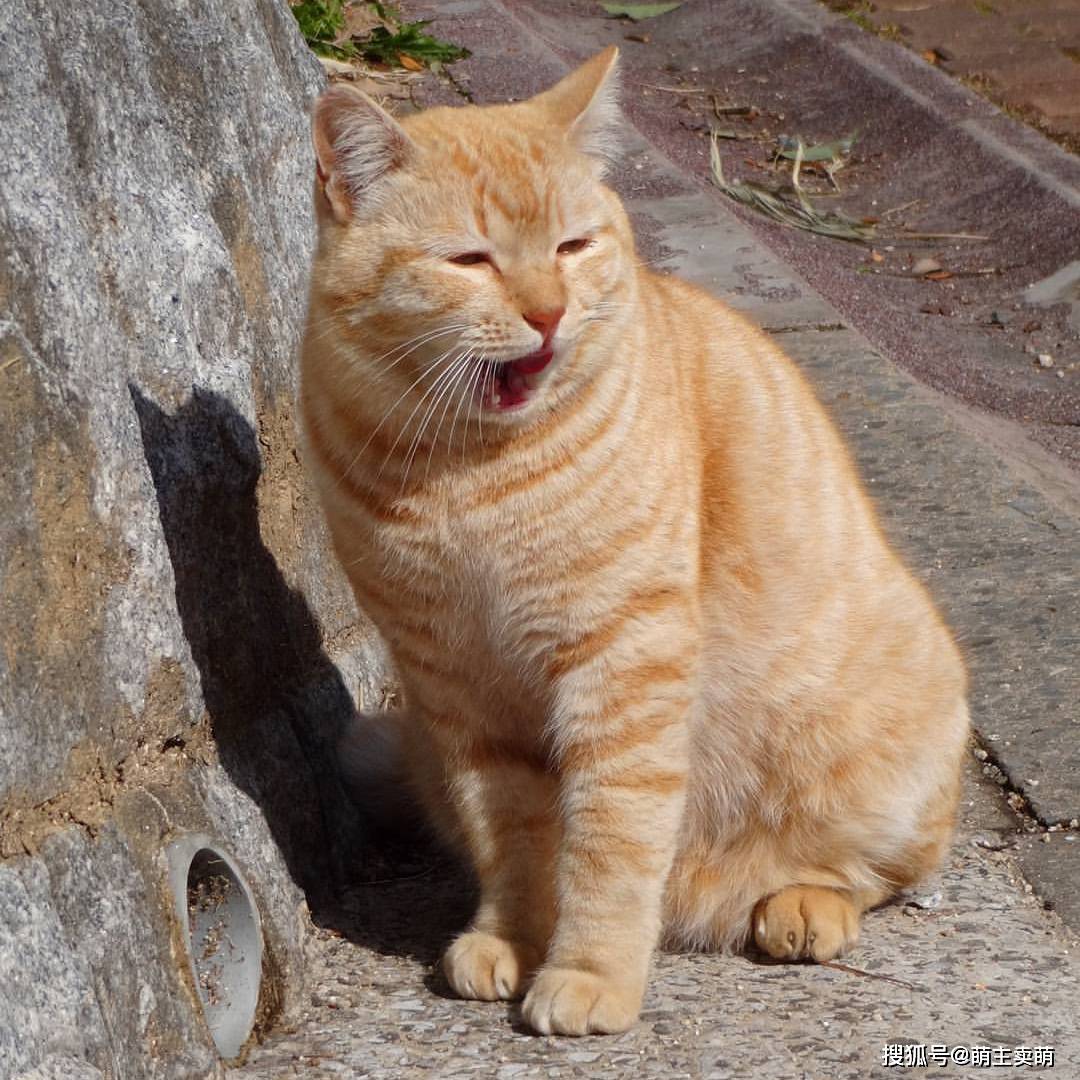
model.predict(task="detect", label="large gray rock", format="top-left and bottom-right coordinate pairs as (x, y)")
top-left (0, 1), bottom-right (391, 1074)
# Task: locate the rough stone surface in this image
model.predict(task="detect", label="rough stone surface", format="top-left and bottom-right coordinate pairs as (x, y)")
top-left (0, 0), bottom-right (391, 1074)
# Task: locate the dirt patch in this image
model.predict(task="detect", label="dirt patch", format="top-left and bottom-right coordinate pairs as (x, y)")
top-left (253, 385), bottom-right (308, 580)
top-left (0, 358), bottom-right (132, 680)
top-left (0, 659), bottom-right (216, 858)
top-left (830, 0), bottom-right (1080, 156)
top-left (210, 177), bottom-right (274, 330)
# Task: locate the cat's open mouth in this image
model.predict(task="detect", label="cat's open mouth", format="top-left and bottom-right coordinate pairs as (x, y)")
top-left (480, 348), bottom-right (554, 411)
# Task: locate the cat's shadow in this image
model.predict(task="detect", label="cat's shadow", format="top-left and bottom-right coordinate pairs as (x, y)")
top-left (130, 383), bottom-right (870, 1003)
top-left (130, 382), bottom-right (468, 963)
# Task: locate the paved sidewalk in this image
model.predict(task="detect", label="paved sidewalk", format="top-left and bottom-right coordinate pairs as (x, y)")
top-left (235, 768), bottom-right (1078, 1078)
top-left (235, 3), bottom-right (1080, 1074)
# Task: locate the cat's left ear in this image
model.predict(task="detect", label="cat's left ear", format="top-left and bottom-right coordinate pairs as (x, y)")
top-left (536, 46), bottom-right (622, 169)
top-left (312, 85), bottom-right (413, 224)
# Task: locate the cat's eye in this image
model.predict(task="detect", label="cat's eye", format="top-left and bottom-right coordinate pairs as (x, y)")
top-left (557, 238), bottom-right (592, 256)
top-left (449, 252), bottom-right (492, 267)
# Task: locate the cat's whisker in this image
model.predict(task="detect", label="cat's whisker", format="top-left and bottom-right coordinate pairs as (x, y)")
top-left (374, 347), bottom-right (463, 482)
top-left (436, 350), bottom-right (472, 474)
top-left (478, 358), bottom-right (494, 448)
top-left (424, 351), bottom-right (475, 482)
top-left (401, 353), bottom-right (471, 490)
top-left (395, 350), bottom-right (470, 476)
top-left (307, 323), bottom-right (471, 401)
top-left (446, 351), bottom-right (482, 468)
top-left (342, 324), bottom-right (472, 401)
top-left (342, 345), bottom-right (460, 488)
top-left (373, 324), bottom-right (471, 370)
top-left (463, 357), bottom-right (489, 461)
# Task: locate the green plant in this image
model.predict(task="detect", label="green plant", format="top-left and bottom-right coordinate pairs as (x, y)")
top-left (291, 1), bottom-right (470, 68)
top-left (356, 20), bottom-right (470, 67)
top-left (291, 0), bottom-right (355, 59)
top-left (356, 20), bottom-right (470, 66)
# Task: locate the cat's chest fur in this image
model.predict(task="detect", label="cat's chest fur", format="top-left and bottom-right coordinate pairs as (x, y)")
top-left (363, 481), bottom-right (561, 641)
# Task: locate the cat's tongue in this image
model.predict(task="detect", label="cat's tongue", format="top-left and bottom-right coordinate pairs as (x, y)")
top-left (483, 348), bottom-right (553, 411)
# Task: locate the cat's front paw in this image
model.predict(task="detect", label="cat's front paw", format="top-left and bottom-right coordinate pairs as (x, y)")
top-left (442, 931), bottom-right (540, 1001)
top-left (521, 966), bottom-right (642, 1036)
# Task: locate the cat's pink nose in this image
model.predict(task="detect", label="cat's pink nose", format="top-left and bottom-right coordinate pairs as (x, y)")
top-left (522, 307), bottom-right (565, 342)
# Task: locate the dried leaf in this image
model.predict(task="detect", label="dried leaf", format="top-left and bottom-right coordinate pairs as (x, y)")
top-left (709, 135), bottom-right (874, 244)
top-left (601, 2), bottom-right (683, 20)
top-left (398, 52), bottom-right (423, 70)
top-left (319, 56), bottom-right (358, 77)
top-left (925, 269), bottom-right (953, 281)
top-left (713, 99), bottom-right (756, 117)
top-left (921, 46), bottom-right (952, 64)
top-left (912, 257), bottom-right (942, 276)
top-left (776, 133), bottom-right (857, 163)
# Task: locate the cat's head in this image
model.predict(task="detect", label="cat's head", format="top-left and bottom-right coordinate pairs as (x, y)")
top-left (307, 47), bottom-right (635, 429)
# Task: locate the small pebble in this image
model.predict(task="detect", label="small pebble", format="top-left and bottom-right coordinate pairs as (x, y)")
top-left (910, 890), bottom-right (943, 910)
top-left (1037, 353), bottom-right (1054, 368)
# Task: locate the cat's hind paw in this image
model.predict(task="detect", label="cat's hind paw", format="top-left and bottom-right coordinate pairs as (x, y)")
top-left (521, 967), bottom-right (641, 1036)
top-left (753, 885), bottom-right (859, 962)
top-left (442, 931), bottom-right (539, 1001)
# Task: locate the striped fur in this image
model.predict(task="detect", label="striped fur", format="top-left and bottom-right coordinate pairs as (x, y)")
top-left (300, 48), bottom-right (969, 1036)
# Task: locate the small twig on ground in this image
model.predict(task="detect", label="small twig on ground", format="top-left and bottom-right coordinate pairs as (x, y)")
top-left (882, 198), bottom-right (921, 219)
top-left (820, 959), bottom-right (922, 992)
top-left (0, 355), bottom-right (21, 374)
top-left (640, 82), bottom-right (709, 93)
top-left (902, 231), bottom-right (991, 242)
top-left (880, 266), bottom-right (1012, 280)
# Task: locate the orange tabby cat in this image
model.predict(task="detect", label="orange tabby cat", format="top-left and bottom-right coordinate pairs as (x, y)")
top-left (300, 48), bottom-right (969, 1035)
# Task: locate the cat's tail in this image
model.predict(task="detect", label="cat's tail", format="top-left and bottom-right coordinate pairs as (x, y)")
top-left (336, 710), bottom-right (423, 841)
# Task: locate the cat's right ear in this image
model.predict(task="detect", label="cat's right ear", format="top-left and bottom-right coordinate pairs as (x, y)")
top-left (311, 86), bottom-right (413, 224)
top-left (536, 45), bottom-right (622, 170)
